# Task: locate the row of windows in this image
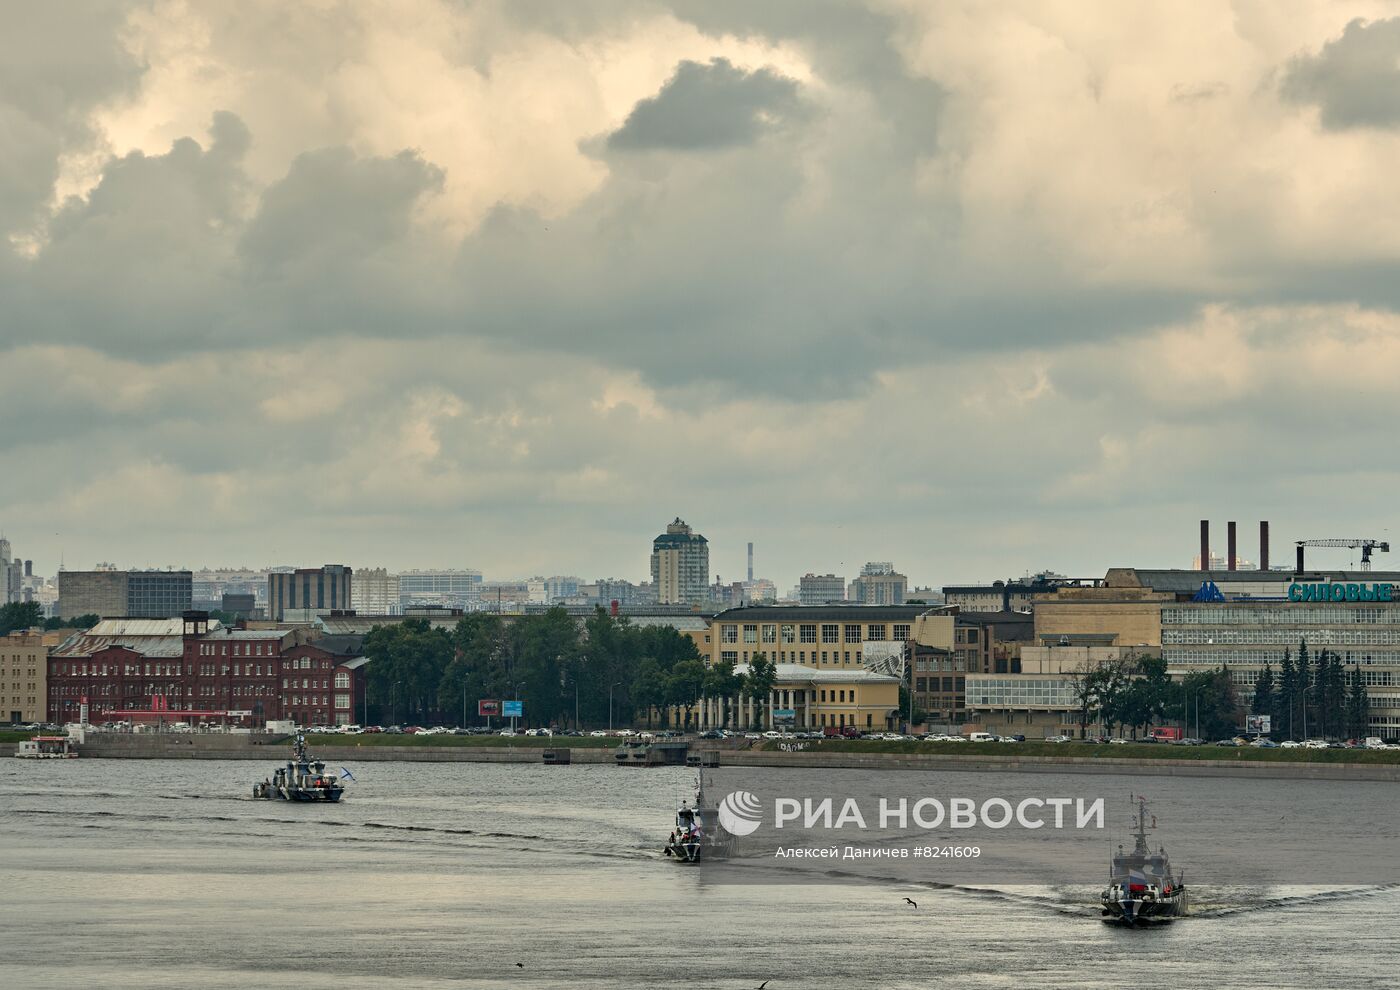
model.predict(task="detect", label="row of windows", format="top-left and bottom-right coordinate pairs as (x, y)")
top-left (197, 641), bottom-right (277, 656)
top-left (965, 678), bottom-right (1076, 708)
top-left (1165, 649), bottom-right (1400, 666)
top-left (720, 623), bottom-right (912, 645)
top-left (916, 677), bottom-right (966, 693)
top-left (1164, 628), bottom-right (1400, 646)
top-left (1162, 606), bottom-right (1400, 626)
top-left (718, 649), bottom-right (873, 666)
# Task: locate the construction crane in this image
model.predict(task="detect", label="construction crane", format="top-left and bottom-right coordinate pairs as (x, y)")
top-left (1294, 539), bottom-right (1391, 573)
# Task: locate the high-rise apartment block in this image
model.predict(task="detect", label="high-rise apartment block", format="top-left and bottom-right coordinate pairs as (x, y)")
top-left (650, 518), bottom-right (709, 606)
top-left (268, 565), bottom-right (352, 621)
top-left (57, 569), bottom-right (193, 619)
top-left (0, 538), bottom-right (25, 605)
top-left (799, 573), bottom-right (846, 605)
top-left (849, 562), bottom-right (907, 605)
top-left (351, 568), bottom-right (401, 615)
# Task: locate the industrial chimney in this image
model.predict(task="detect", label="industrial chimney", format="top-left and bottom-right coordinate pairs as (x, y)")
top-left (1228, 521), bottom-right (1238, 571)
top-left (1259, 521), bottom-right (1269, 571)
top-left (1200, 520), bottom-right (1210, 571)
top-left (747, 542), bottom-right (754, 584)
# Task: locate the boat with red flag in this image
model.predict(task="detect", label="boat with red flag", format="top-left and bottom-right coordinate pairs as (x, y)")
top-left (1100, 796), bottom-right (1187, 925)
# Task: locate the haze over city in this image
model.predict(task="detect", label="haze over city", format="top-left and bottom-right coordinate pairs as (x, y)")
top-left (4, 4), bottom-right (1400, 580)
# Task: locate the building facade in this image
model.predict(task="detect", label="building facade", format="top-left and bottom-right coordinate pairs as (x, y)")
top-left (2, 630), bottom-right (59, 723)
top-left (849, 562), bottom-right (907, 605)
top-left (397, 569), bottom-right (482, 609)
top-left (268, 565), bottom-right (352, 621)
top-left (46, 613), bottom-right (367, 728)
top-left (651, 518), bottom-right (710, 606)
top-left (58, 569), bottom-right (193, 619)
top-left (942, 579), bottom-right (1063, 613)
top-left (351, 568), bottom-right (401, 615)
top-left (704, 605), bottom-right (952, 731)
top-left (799, 573), bottom-right (846, 605)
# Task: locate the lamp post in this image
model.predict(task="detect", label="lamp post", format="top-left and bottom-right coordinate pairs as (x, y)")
top-left (512, 681), bottom-right (523, 733)
top-left (391, 681), bottom-right (401, 727)
top-left (609, 680), bottom-right (622, 733)
top-left (1193, 689), bottom-right (1203, 741)
top-left (462, 678), bottom-right (468, 729)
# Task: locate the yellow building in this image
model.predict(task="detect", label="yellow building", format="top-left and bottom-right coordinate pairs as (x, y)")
top-left (1031, 586), bottom-right (1170, 648)
top-left (703, 605), bottom-right (948, 731)
top-left (2, 630), bottom-right (61, 724)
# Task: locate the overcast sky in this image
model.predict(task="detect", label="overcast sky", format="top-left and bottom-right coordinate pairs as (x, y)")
top-left (4, 1), bottom-right (1400, 589)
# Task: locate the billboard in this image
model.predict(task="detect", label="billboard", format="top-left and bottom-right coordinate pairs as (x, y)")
top-left (478, 699), bottom-right (500, 717)
top-left (502, 700), bottom-right (523, 718)
top-left (773, 708), bottom-right (797, 723)
top-left (1246, 714), bottom-right (1272, 735)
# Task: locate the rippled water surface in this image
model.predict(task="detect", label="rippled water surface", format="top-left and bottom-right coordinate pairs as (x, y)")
top-left (2, 758), bottom-right (1397, 989)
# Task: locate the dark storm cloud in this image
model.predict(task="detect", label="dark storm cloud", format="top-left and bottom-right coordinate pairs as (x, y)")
top-left (606, 58), bottom-right (805, 151)
top-left (1281, 17), bottom-right (1400, 129)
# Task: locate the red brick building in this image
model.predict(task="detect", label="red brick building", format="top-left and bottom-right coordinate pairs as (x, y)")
top-left (47, 612), bottom-right (367, 728)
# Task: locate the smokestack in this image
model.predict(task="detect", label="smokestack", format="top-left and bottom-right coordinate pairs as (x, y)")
top-left (1200, 520), bottom-right (1210, 571)
top-left (747, 542), bottom-right (753, 583)
top-left (1228, 521), bottom-right (1237, 571)
top-left (1259, 521), bottom-right (1269, 571)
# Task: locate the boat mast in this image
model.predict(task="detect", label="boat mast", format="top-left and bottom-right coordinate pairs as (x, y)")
top-left (1133, 797), bottom-right (1149, 856)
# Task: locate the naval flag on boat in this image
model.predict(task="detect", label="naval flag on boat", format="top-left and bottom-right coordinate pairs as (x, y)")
top-left (340, 767), bottom-right (355, 781)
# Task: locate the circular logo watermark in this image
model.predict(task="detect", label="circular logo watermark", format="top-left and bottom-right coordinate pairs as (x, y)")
top-left (717, 790), bottom-right (764, 836)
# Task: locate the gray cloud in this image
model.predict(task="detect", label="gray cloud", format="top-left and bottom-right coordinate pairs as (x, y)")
top-left (1281, 17), bottom-right (1400, 129)
top-left (607, 58), bottom-right (806, 151)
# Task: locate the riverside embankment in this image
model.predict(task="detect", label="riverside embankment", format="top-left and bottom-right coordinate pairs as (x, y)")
top-left (14, 732), bottom-right (1400, 780)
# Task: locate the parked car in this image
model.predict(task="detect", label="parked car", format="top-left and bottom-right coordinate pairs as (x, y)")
top-left (1107, 737), bottom-right (1129, 745)
top-left (498, 729), bottom-right (518, 737)
top-left (1044, 735), bottom-right (1072, 744)
top-left (1252, 738), bottom-right (1278, 748)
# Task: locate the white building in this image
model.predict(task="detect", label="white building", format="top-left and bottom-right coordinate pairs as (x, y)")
top-left (352, 568), bottom-right (401, 615)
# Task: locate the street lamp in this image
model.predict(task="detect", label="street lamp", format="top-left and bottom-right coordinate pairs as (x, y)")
top-left (512, 681), bottom-right (523, 733)
top-left (1193, 689), bottom-right (1203, 741)
top-left (391, 681), bottom-right (402, 727)
top-left (609, 680), bottom-right (623, 733)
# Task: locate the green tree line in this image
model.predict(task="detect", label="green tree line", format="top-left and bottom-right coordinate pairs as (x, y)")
top-left (361, 608), bottom-right (780, 730)
top-left (1250, 640), bottom-right (1371, 741)
top-left (1067, 655), bottom-right (1243, 740)
top-left (0, 601), bottom-right (99, 637)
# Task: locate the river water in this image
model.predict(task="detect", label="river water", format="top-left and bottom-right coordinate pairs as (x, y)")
top-left (2, 758), bottom-right (1397, 989)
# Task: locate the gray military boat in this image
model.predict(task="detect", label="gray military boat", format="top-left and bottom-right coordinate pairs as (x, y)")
top-left (253, 732), bottom-right (345, 802)
top-left (1100, 797), bottom-right (1186, 925)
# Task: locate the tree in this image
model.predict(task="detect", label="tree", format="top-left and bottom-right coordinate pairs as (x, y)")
top-left (743, 653), bottom-right (777, 730)
top-left (1252, 663), bottom-right (1276, 738)
top-left (666, 659), bottom-right (706, 729)
top-left (632, 659), bottom-right (666, 729)
top-left (1067, 661), bottom-right (1107, 739)
top-left (1277, 648), bottom-right (1296, 740)
top-left (1346, 667), bottom-right (1371, 741)
top-left (1296, 639), bottom-right (1312, 739)
top-left (41, 612), bottom-right (99, 632)
top-left (0, 601), bottom-right (44, 636)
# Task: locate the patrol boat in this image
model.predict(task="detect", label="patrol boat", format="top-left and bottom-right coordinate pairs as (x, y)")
top-left (252, 732), bottom-right (345, 802)
top-left (662, 774), bottom-right (735, 863)
top-left (1100, 796), bottom-right (1186, 925)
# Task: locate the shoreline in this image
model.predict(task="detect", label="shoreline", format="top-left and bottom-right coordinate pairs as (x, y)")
top-left (12, 734), bottom-right (1400, 780)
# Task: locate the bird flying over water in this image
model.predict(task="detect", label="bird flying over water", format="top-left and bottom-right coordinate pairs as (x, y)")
top-left (515, 962), bottom-right (524, 968)
top-left (904, 897), bottom-right (918, 909)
